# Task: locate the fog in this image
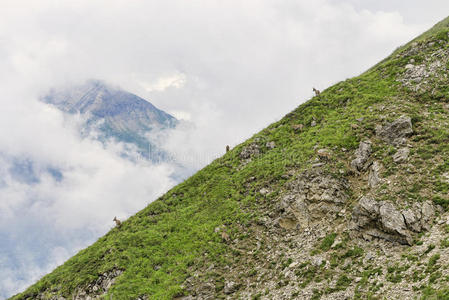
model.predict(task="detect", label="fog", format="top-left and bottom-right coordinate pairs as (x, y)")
top-left (1, 0), bottom-right (449, 297)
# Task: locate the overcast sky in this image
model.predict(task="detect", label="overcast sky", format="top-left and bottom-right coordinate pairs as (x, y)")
top-left (1, 0), bottom-right (449, 298)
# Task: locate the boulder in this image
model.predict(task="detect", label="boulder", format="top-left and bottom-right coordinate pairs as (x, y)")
top-left (442, 172), bottom-right (449, 184)
top-left (378, 202), bottom-right (409, 238)
top-left (73, 268), bottom-right (123, 300)
top-left (351, 141), bottom-right (372, 171)
top-left (278, 170), bottom-right (349, 229)
top-left (376, 116), bottom-right (413, 145)
top-left (421, 201), bottom-right (435, 231)
top-left (259, 188), bottom-right (270, 195)
top-left (368, 161), bottom-right (383, 189)
top-left (402, 208), bottom-right (421, 232)
top-left (352, 196), bottom-right (435, 245)
top-left (239, 143), bottom-right (260, 160)
top-left (266, 141), bottom-right (276, 149)
top-left (311, 256), bottom-right (324, 267)
top-left (224, 281), bottom-right (240, 294)
top-left (352, 196), bottom-right (408, 244)
top-left (393, 147), bottom-right (410, 163)
top-left (278, 217), bottom-right (299, 230)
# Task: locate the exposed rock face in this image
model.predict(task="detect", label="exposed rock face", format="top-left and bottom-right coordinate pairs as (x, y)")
top-left (368, 161), bottom-right (383, 189)
top-left (402, 208), bottom-right (421, 232)
top-left (442, 172), bottom-right (449, 184)
top-left (259, 188), bottom-right (271, 196)
top-left (73, 269), bottom-right (123, 300)
top-left (421, 201), bottom-right (436, 231)
top-left (393, 147), bottom-right (410, 163)
top-left (239, 142), bottom-right (260, 160)
top-left (224, 281), bottom-right (240, 294)
top-left (33, 296), bottom-right (66, 300)
top-left (352, 196), bottom-right (435, 245)
top-left (351, 141), bottom-right (372, 171)
top-left (30, 269), bottom-right (123, 300)
top-left (266, 141), bottom-right (276, 149)
top-left (398, 46), bottom-right (449, 91)
top-left (400, 201), bottom-right (435, 232)
top-left (277, 170), bottom-right (349, 230)
top-left (402, 63), bottom-right (429, 85)
top-left (375, 116), bottom-right (413, 145)
top-left (352, 196), bottom-right (410, 245)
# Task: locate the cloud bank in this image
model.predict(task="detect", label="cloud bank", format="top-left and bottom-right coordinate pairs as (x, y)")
top-left (1, 0), bottom-right (449, 298)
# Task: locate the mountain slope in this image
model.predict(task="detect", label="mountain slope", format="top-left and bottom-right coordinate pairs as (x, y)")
top-left (12, 17), bottom-right (449, 299)
top-left (42, 80), bottom-right (177, 161)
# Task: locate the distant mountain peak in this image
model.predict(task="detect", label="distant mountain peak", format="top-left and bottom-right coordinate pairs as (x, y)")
top-left (42, 80), bottom-right (177, 161)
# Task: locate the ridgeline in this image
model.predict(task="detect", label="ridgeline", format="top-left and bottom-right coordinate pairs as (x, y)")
top-left (13, 16), bottom-right (449, 300)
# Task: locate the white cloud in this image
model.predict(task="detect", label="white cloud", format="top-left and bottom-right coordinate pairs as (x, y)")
top-left (1, 0), bottom-right (449, 298)
top-left (140, 72), bottom-right (187, 92)
top-left (0, 90), bottom-right (177, 298)
top-left (168, 110), bottom-right (192, 121)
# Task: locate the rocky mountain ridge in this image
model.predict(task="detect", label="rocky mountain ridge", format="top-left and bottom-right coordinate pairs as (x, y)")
top-left (42, 80), bottom-right (177, 162)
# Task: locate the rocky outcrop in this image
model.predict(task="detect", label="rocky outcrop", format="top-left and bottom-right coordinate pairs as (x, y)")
top-left (351, 141), bottom-right (372, 171)
top-left (401, 63), bottom-right (429, 87)
top-left (239, 142), bottom-right (260, 160)
top-left (375, 116), bottom-right (413, 145)
top-left (398, 45), bottom-right (449, 91)
top-left (224, 281), bottom-right (240, 294)
top-left (28, 269), bottom-right (123, 300)
top-left (73, 269), bottom-right (123, 300)
top-left (266, 141), bottom-right (276, 149)
top-left (393, 147), bottom-right (410, 163)
top-left (277, 170), bottom-right (350, 230)
top-left (443, 172), bottom-right (449, 184)
top-left (352, 196), bottom-right (435, 245)
top-left (368, 161), bottom-right (383, 189)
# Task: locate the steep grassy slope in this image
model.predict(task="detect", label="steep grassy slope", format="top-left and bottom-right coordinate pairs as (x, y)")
top-left (12, 17), bottom-right (449, 300)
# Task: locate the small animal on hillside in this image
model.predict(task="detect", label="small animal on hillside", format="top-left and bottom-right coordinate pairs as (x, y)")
top-left (226, 145), bottom-right (230, 153)
top-left (313, 87), bottom-right (321, 97)
top-left (316, 148), bottom-right (331, 161)
top-left (113, 216), bottom-right (122, 228)
top-left (351, 123), bottom-right (359, 130)
top-left (292, 124), bottom-right (304, 132)
top-left (221, 231), bottom-right (230, 243)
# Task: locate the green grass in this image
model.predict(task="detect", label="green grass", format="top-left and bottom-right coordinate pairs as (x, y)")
top-left (11, 15), bottom-right (449, 300)
top-left (319, 233), bottom-right (337, 252)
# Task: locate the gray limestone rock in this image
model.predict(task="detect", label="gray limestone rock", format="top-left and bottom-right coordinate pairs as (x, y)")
top-left (352, 196), bottom-right (435, 245)
top-left (393, 147), bottom-right (410, 163)
top-left (266, 141), bottom-right (276, 149)
top-left (351, 141), bottom-right (372, 171)
top-left (368, 161), bottom-right (383, 189)
top-left (376, 116), bottom-right (413, 145)
top-left (278, 170), bottom-right (349, 230)
top-left (239, 143), bottom-right (260, 160)
top-left (224, 281), bottom-right (240, 294)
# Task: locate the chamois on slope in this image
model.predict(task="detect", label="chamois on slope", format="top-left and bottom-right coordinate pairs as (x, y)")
top-left (113, 216), bottom-right (122, 228)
